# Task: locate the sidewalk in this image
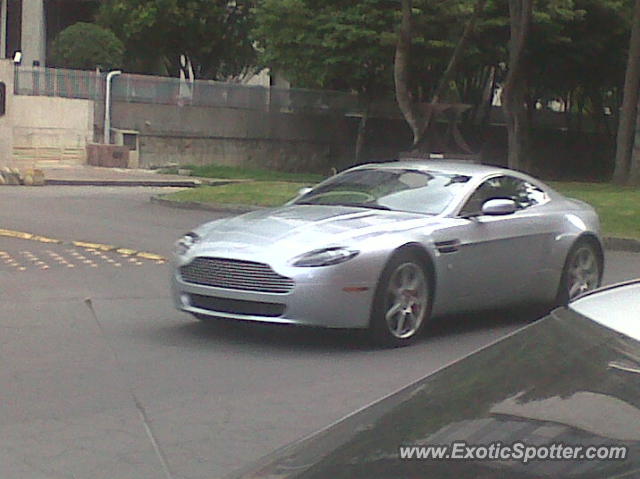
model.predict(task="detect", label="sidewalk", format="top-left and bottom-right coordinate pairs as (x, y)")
top-left (39, 165), bottom-right (234, 187)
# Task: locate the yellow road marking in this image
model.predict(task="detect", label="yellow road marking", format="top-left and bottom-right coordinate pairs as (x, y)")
top-left (31, 235), bottom-right (62, 244)
top-left (0, 229), bottom-right (32, 240)
top-left (0, 227), bottom-right (166, 261)
top-left (72, 241), bottom-right (115, 251)
top-left (136, 252), bottom-right (165, 261)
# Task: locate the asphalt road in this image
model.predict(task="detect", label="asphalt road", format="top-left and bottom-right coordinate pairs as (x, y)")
top-left (1, 186), bottom-right (638, 479)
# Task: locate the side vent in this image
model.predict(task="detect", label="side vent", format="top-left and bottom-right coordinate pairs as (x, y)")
top-left (435, 239), bottom-right (460, 254)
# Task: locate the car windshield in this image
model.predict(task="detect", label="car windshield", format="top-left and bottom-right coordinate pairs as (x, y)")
top-left (295, 168), bottom-right (471, 215)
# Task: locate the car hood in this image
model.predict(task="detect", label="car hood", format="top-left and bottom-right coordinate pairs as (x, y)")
top-left (193, 204), bottom-right (442, 256)
top-left (227, 307), bottom-right (640, 478)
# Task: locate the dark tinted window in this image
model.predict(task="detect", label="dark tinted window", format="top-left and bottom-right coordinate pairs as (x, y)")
top-left (461, 175), bottom-right (547, 215)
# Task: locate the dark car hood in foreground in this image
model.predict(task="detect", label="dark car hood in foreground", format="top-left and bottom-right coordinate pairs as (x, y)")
top-left (229, 309), bottom-right (640, 479)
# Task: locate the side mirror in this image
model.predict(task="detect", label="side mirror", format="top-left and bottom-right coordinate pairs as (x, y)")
top-left (297, 187), bottom-right (313, 196)
top-left (481, 198), bottom-right (517, 216)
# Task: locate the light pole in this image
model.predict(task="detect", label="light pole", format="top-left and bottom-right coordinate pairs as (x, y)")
top-left (103, 70), bottom-right (122, 144)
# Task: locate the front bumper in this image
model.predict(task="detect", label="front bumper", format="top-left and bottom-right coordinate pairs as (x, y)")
top-left (171, 262), bottom-right (376, 329)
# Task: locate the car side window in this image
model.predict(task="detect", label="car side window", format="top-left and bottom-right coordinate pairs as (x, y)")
top-left (460, 175), bottom-right (547, 216)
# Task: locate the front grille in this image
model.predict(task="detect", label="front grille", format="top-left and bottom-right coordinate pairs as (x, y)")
top-left (189, 294), bottom-right (286, 317)
top-left (180, 257), bottom-right (294, 293)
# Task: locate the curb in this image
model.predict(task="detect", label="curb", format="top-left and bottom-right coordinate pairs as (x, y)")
top-left (45, 179), bottom-right (201, 187)
top-left (603, 237), bottom-right (640, 253)
top-left (150, 195), bottom-right (263, 214)
top-left (43, 179), bottom-right (237, 188)
top-left (151, 196), bottom-right (640, 253)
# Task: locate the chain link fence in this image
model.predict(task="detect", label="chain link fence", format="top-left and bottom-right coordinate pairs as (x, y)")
top-left (15, 67), bottom-right (103, 99)
top-left (14, 67), bottom-right (369, 115)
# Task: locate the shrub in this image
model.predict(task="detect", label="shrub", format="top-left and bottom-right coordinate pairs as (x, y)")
top-left (50, 22), bottom-right (124, 71)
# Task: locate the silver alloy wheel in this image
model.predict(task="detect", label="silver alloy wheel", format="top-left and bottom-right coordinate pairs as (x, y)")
top-left (384, 262), bottom-right (429, 339)
top-left (567, 246), bottom-right (600, 300)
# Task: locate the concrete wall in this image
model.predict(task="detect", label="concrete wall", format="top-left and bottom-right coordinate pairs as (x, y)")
top-left (111, 102), bottom-right (360, 172)
top-left (0, 59), bottom-right (14, 166)
top-left (0, 60), bottom-right (94, 167)
top-left (12, 95), bottom-right (93, 166)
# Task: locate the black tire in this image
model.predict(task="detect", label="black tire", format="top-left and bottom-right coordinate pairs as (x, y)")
top-left (556, 239), bottom-right (602, 305)
top-left (369, 250), bottom-right (433, 347)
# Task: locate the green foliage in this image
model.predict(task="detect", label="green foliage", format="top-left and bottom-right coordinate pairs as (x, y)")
top-left (98, 0), bottom-right (635, 141)
top-left (253, 0), bottom-right (397, 95)
top-left (253, 0), bottom-right (490, 99)
top-left (448, 0), bottom-right (633, 127)
top-left (162, 181), bottom-right (308, 207)
top-left (49, 22), bottom-right (124, 71)
top-left (528, 0), bottom-right (631, 98)
top-left (97, 0), bottom-right (256, 79)
top-left (552, 181), bottom-right (640, 238)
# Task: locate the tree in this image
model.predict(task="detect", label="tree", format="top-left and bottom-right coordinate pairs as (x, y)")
top-left (501, 0), bottom-right (533, 171)
top-left (49, 22), bottom-right (124, 71)
top-left (529, 0), bottom-right (629, 136)
top-left (253, 0), bottom-right (396, 91)
top-left (253, 0), bottom-right (398, 162)
top-left (394, 0), bottom-right (487, 151)
top-left (97, 0), bottom-right (256, 79)
top-left (254, 0), bottom-right (490, 159)
top-left (613, 0), bottom-right (640, 185)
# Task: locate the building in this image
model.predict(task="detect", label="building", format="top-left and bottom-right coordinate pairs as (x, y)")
top-left (1, 0), bottom-right (98, 68)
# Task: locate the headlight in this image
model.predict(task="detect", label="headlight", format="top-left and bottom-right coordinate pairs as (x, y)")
top-left (291, 247), bottom-right (359, 267)
top-left (175, 232), bottom-right (200, 255)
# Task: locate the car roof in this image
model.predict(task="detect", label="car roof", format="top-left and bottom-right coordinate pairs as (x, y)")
top-left (352, 159), bottom-right (518, 178)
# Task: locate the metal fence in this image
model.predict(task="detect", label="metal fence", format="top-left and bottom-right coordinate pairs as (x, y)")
top-left (14, 66), bottom-right (367, 114)
top-left (15, 67), bottom-right (104, 100)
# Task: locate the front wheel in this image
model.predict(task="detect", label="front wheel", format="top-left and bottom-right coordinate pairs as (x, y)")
top-left (369, 251), bottom-right (432, 347)
top-left (557, 240), bottom-right (602, 305)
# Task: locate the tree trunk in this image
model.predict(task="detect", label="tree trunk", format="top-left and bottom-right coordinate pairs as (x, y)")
top-left (613, 0), bottom-right (640, 185)
top-left (629, 95), bottom-right (640, 185)
top-left (502, 0), bottom-right (533, 172)
top-left (354, 103), bottom-right (370, 165)
top-left (394, 0), bottom-right (486, 151)
top-left (564, 92), bottom-right (572, 131)
top-left (394, 0), bottom-right (423, 146)
top-left (590, 89), bottom-right (611, 137)
top-left (476, 65), bottom-right (495, 126)
top-left (431, 0), bottom-right (487, 107)
top-left (415, 0), bottom-right (487, 150)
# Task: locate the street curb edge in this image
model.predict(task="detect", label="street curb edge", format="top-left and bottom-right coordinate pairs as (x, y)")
top-left (150, 195), bottom-right (264, 214)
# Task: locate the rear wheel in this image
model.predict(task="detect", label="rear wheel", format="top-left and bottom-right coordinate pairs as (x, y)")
top-left (369, 251), bottom-right (432, 347)
top-left (557, 240), bottom-right (601, 305)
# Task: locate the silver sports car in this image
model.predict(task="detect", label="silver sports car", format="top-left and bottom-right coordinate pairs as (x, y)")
top-left (171, 160), bottom-right (604, 346)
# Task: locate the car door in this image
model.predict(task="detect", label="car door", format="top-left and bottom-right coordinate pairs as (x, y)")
top-left (432, 175), bottom-right (555, 312)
